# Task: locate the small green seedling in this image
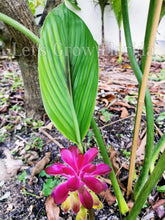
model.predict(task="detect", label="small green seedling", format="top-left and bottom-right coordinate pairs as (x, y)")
top-left (25, 134), bottom-right (43, 152)
top-left (142, 202), bottom-right (149, 209)
top-left (100, 108), bottom-right (114, 122)
top-left (24, 118), bottom-right (43, 129)
top-left (18, 170), bottom-right (26, 183)
top-left (39, 169), bottom-right (61, 196)
top-left (42, 178), bottom-right (61, 196)
top-left (87, 130), bottom-right (95, 145)
top-left (156, 112), bottom-right (165, 124)
top-left (157, 69), bottom-right (165, 81)
top-left (9, 104), bottom-right (22, 112)
top-left (124, 95), bottom-right (137, 105)
top-left (156, 185), bottom-right (165, 193)
top-left (152, 55), bottom-right (165, 62)
top-left (39, 170), bottom-right (51, 178)
top-left (120, 149), bottom-right (131, 159)
top-left (27, 0), bottom-right (46, 15)
top-left (149, 69), bottom-right (165, 81)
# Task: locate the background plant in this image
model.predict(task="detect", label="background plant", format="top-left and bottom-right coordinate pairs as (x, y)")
top-left (27, 0), bottom-right (46, 15)
top-left (122, 0), bottom-right (165, 204)
top-left (94, 0), bottom-right (109, 45)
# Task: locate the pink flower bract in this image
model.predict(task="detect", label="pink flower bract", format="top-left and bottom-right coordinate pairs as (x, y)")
top-left (45, 146), bottom-right (111, 210)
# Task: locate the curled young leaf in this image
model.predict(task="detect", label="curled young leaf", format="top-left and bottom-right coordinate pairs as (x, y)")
top-left (38, 3), bottom-right (98, 145)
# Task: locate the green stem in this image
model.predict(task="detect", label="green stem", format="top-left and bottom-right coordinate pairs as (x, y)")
top-left (88, 209), bottom-right (95, 220)
top-left (117, 29), bottom-right (122, 63)
top-left (101, 7), bottom-right (105, 45)
top-left (91, 117), bottom-right (128, 215)
top-left (150, 132), bottom-right (165, 172)
top-left (121, 0), bottom-right (154, 199)
top-left (140, 0), bottom-right (157, 72)
top-left (0, 12), bottom-right (40, 45)
top-left (124, 150), bottom-right (165, 220)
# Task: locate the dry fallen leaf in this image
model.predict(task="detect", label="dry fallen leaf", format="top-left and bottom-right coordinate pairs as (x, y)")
top-left (101, 98), bottom-right (109, 107)
top-left (136, 134), bottom-right (146, 162)
top-left (120, 107), bottom-right (129, 119)
top-left (98, 93), bottom-right (116, 107)
top-left (103, 94), bottom-right (116, 102)
top-left (42, 122), bottom-right (53, 130)
top-left (109, 107), bottom-right (121, 112)
top-left (100, 115), bottom-right (108, 123)
top-left (152, 199), bottom-right (165, 211)
top-left (23, 151), bottom-right (39, 164)
top-left (29, 152), bottom-right (51, 185)
top-left (109, 106), bottom-right (129, 119)
top-left (0, 148), bottom-right (23, 181)
top-left (98, 176), bottom-right (111, 185)
top-left (98, 83), bottom-right (113, 91)
top-left (46, 195), bottom-right (60, 220)
top-left (99, 188), bottom-right (116, 206)
top-left (109, 147), bottom-right (126, 192)
top-left (112, 101), bottom-right (133, 109)
top-left (127, 200), bottom-right (134, 212)
top-left (122, 64), bottom-right (131, 69)
top-left (0, 104), bottom-right (9, 113)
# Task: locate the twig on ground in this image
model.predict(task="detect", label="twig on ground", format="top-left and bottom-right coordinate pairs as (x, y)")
top-left (100, 115), bottom-right (134, 130)
top-left (39, 128), bottom-right (63, 149)
top-left (15, 134), bottom-right (29, 144)
top-left (154, 123), bottom-right (163, 137)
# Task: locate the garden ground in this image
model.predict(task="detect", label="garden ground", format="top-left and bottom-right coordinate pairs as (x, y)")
top-left (0, 51), bottom-right (165, 219)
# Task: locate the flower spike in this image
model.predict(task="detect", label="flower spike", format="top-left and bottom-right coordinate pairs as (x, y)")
top-left (45, 146), bottom-right (111, 212)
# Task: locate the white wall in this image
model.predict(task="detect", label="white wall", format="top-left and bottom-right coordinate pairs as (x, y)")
top-left (70, 0), bottom-right (165, 55)
top-left (104, 0), bottom-right (150, 52)
top-left (36, 0), bottom-right (165, 55)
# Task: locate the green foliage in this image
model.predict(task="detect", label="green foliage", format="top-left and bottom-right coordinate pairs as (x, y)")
top-left (96, 0), bottom-right (109, 17)
top-left (39, 170), bottom-right (50, 178)
top-left (158, 68), bottom-right (165, 80)
top-left (65, 0), bottom-right (81, 10)
top-left (1, 1), bottom-right (164, 218)
top-left (100, 108), bottom-right (114, 122)
top-left (18, 170), bottom-right (26, 183)
top-left (109, 0), bottom-right (122, 28)
top-left (125, 150), bottom-right (165, 220)
top-left (109, 0), bottom-right (130, 62)
top-left (156, 111), bottom-right (165, 123)
top-left (24, 118), bottom-right (43, 129)
top-left (0, 132), bottom-right (8, 142)
top-left (87, 130), bottom-right (95, 145)
top-left (150, 132), bottom-right (165, 173)
top-left (40, 169), bottom-right (61, 196)
top-left (122, 0), bottom-right (155, 202)
top-left (98, 0), bottom-right (108, 9)
top-left (124, 95), bottom-right (137, 105)
top-left (25, 134), bottom-right (43, 152)
top-left (38, 3), bottom-right (98, 149)
top-left (27, 0), bottom-right (46, 15)
top-left (120, 149), bottom-right (131, 159)
top-left (157, 185), bottom-right (165, 192)
top-left (149, 69), bottom-right (165, 81)
top-left (42, 178), bottom-right (61, 196)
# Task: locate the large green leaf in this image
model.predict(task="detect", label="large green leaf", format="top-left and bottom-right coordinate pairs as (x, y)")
top-left (38, 3), bottom-right (98, 146)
